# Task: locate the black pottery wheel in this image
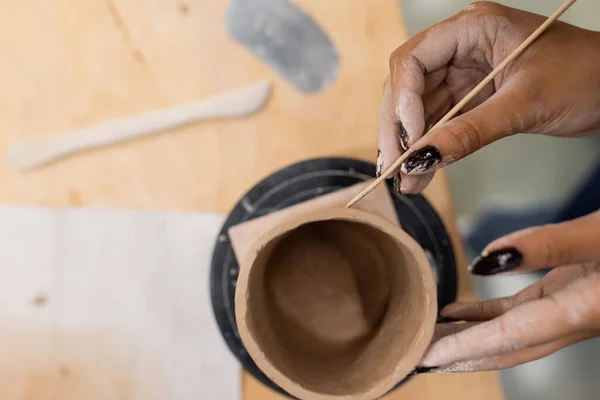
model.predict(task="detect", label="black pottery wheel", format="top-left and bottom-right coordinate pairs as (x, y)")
top-left (210, 157), bottom-right (458, 398)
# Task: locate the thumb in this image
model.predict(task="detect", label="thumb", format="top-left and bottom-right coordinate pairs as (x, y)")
top-left (470, 210), bottom-right (600, 276)
top-left (400, 81), bottom-right (532, 176)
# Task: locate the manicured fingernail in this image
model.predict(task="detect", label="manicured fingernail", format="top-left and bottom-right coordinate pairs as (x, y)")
top-left (400, 145), bottom-right (441, 175)
top-left (469, 247), bottom-right (523, 276)
top-left (376, 149), bottom-right (384, 177)
top-left (398, 121), bottom-right (409, 151)
top-left (392, 174), bottom-right (402, 194)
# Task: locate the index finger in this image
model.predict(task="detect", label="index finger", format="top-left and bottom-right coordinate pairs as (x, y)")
top-left (389, 21), bottom-right (459, 150)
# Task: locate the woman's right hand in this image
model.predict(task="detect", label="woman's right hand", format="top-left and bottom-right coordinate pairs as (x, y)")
top-left (378, 1), bottom-right (600, 194)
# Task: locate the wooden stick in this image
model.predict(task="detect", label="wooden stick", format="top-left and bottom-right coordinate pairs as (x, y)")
top-left (346, 0), bottom-right (577, 208)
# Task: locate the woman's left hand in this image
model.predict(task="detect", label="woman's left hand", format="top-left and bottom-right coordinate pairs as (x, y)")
top-left (419, 210), bottom-right (600, 373)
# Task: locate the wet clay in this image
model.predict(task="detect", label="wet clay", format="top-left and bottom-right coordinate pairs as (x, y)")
top-left (236, 208), bottom-right (437, 400)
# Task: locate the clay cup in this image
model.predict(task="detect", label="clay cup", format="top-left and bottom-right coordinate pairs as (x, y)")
top-left (235, 208), bottom-right (437, 400)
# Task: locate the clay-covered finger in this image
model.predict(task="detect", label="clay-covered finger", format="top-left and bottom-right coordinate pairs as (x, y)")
top-left (427, 330), bottom-right (598, 373)
top-left (420, 274), bottom-right (600, 367)
top-left (410, 322), bottom-right (483, 374)
top-left (393, 83), bottom-right (450, 194)
top-left (440, 296), bottom-right (520, 322)
top-left (470, 210), bottom-right (600, 276)
top-left (378, 77), bottom-right (433, 193)
top-left (398, 73), bottom-right (533, 177)
top-left (377, 77), bottom-right (402, 177)
top-left (440, 279), bottom-right (548, 321)
top-left (443, 263), bottom-right (600, 321)
top-left (427, 331), bottom-right (597, 373)
top-left (388, 22), bottom-right (459, 151)
top-left (431, 321), bottom-right (483, 342)
top-left (441, 281), bottom-right (551, 321)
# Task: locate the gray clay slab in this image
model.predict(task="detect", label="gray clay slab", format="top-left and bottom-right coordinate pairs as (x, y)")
top-left (227, 0), bottom-right (340, 93)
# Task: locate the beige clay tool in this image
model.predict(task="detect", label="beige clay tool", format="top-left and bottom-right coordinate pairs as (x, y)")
top-left (346, 0), bottom-right (577, 208)
top-left (9, 80), bottom-right (271, 171)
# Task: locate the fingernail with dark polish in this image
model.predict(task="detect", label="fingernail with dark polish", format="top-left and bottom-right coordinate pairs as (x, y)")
top-left (408, 366), bottom-right (439, 376)
top-left (392, 174), bottom-right (402, 194)
top-left (401, 146), bottom-right (441, 175)
top-left (398, 121), bottom-right (409, 151)
top-left (469, 247), bottom-right (523, 276)
top-left (376, 149), bottom-right (384, 177)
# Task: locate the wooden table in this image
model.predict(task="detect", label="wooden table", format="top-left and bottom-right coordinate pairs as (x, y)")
top-left (0, 0), bottom-right (504, 398)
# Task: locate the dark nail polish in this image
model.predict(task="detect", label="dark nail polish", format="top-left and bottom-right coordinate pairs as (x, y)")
top-left (376, 149), bottom-right (383, 177)
top-left (392, 174), bottom-right (401, 194)
top-left (408, 366), bottom-right (439, 377)
top-left (401, 145), bottom-right (441, 175)
top-left (470, 247), bottom-right (523, 276)
top-left (398, 121), bottom-right (409, 151)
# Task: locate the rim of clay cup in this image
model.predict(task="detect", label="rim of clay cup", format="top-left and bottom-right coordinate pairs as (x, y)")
top-left (235, 207), bottom-right (437, 400)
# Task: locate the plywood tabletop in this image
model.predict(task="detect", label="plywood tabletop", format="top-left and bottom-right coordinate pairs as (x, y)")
top-left (0, 0), bottom-right (503, 399)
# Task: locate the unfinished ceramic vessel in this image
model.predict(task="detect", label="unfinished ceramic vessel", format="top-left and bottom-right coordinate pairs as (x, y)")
top-left (235, 208), bottom-right (437, 400)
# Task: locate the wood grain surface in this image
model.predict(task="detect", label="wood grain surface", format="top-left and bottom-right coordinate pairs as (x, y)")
top-left (0, 0), bottom-right (504, 398)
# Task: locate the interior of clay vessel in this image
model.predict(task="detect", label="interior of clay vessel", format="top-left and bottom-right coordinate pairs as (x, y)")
top-left (242, 218), bottom-right (433, 397)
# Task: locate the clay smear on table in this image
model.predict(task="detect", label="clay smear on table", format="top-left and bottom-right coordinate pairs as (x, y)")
top-left (236, 208), bottom-right (437, 400)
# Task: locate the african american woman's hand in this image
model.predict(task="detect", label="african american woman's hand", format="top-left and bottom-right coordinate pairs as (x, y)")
top-left (378, 2), bottom-right (600, 193)
top-left (419, 210), bottom-right (600, 372)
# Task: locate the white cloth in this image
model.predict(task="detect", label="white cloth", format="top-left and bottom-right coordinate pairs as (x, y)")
top-left (0, 206), bottom-right (238, 400)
